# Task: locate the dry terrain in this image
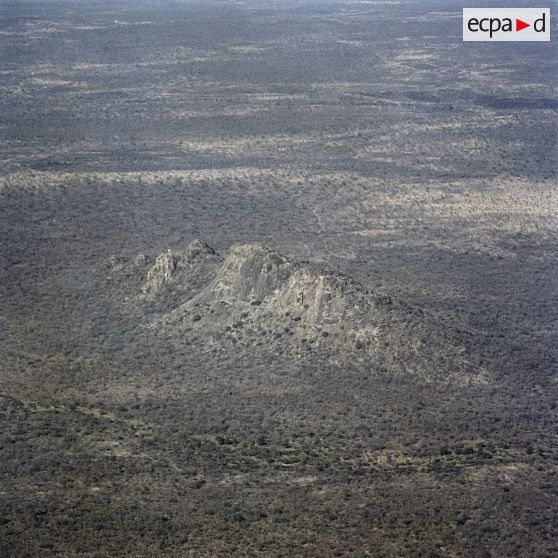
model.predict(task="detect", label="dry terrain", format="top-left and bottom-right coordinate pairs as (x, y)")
top-left (1, 1), bottom-right (557, 556)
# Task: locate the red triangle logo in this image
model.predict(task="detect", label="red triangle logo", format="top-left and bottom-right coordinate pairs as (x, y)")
top-left (516, 18), bottom-right (530, 32)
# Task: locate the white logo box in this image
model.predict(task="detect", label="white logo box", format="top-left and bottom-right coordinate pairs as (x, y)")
top-left (463, 8), bottom-right (550, 41)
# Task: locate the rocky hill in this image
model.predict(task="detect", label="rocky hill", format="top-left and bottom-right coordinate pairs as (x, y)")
top-left (113, 240), bottom-right (487, 384)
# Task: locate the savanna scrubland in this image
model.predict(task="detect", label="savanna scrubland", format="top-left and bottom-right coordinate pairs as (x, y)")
top-left (1, 1), bottom-right (557, 556)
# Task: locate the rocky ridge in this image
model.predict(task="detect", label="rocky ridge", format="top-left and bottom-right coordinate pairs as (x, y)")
top-left (140, 240), bottom-right (220, 300)
top-left (130, 240), bottom-right (486, 384)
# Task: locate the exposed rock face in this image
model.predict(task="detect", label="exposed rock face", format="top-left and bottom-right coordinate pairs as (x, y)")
top-left (193, 244), bottom-right (378, 329)
top-left (141, 240), bottom-right (221, 298)
top-left (195, 244), bottom-right (297, 304)
top-left (132, 241), bottom-right (485, 383)
top-left (142, 251), bottom-right (178, 295)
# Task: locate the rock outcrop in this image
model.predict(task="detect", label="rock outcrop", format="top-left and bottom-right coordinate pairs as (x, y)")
top-left (142, 251), bottom-right (178, 295)
top-left (137, 241), bottom-right (486, 384)
top-left (193, 243), bottom-right (375, 326)
top-left (141, 240), bottom-right (220, 299)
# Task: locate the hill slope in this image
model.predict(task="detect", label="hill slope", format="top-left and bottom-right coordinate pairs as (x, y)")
top-left (110, 240), bottom-right (488, 384)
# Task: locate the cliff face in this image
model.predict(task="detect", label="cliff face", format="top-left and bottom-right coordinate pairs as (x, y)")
top-left (191, 243), bottom-right (373, 326)
top-left (142, 251), bottom-right (178, 296)
top-left (141, 240), bottom-right (220, 300)
top-left (135, 241), bottom-right (485, 384)
top-left (195, 244), bottom-right (297, 305)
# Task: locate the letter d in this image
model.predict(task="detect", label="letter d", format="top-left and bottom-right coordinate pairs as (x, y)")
top-left (534, 13), bottom-right (546, 32)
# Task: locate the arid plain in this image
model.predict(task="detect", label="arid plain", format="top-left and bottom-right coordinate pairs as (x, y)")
top-left (1, 1), bottom-right (557, 556)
